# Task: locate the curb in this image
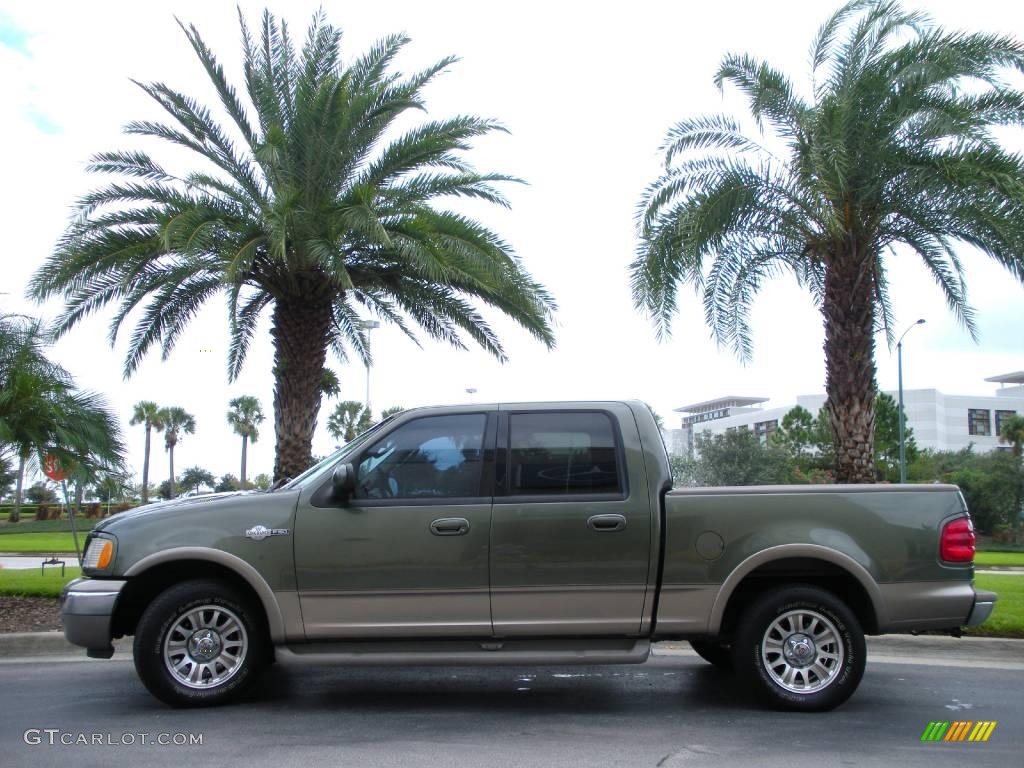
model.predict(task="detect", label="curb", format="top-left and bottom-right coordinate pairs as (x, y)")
top-left (0, 631), bottom-right (1020, 661)
top-left (0, 632), bottom-right (131, 659)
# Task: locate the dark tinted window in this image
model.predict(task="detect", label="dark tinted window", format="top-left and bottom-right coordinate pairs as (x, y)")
top-left (509, 412), bottom-right (622, 496)
top-left (355, 414), bottom-right (486, 500)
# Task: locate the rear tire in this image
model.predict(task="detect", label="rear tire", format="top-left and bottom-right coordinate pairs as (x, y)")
top-left (689, 639), bottom-right (734, 670)
top-left (133, 579), bottom-right (267, 707)
top-left (732, 585), bottom-right (865, 712)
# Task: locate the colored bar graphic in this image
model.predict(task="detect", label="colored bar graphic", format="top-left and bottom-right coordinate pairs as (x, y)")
top-left (920, 721), bottom-right (996, 743)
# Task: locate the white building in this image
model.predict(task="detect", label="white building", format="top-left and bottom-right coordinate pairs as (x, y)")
top-left (664, 372), bottom-right (1024, 457)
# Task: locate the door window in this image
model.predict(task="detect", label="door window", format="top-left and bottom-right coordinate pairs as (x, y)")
top-left (508, 412), bottom-right (622, 496)
top-left (355, 414), bottom-right (486, 500)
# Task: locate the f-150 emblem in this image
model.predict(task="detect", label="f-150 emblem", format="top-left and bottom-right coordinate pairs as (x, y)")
top-left (245, 525), bottom-right (290, 541)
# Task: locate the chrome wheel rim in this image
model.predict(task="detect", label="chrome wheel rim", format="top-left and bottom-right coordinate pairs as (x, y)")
top-left (761, 609), bottom-right (844, 694)
top-left (163, 604), bottom-right (248, 690)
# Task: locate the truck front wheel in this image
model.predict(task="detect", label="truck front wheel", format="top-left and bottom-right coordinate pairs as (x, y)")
top-left (732, 585), bottom-right (865, 712)
top-left (133, 579), bottom-right (267, 707)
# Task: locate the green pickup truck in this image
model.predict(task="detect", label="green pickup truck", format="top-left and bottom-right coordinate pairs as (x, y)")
top-left (62, 401), bottom-right (995, 711)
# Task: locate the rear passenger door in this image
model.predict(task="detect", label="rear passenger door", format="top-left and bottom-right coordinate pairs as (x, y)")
top-left (489, 405), bottom-right (652, 635)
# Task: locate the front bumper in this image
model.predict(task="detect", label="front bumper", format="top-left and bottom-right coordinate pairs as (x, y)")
top-left (60, 577), bottom-right (127, 658)
top-left (965, 589), bottom-right (998, 627)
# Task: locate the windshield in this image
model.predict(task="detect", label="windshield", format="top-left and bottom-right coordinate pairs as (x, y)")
top-left (281, 416), bottom-right (396, 490)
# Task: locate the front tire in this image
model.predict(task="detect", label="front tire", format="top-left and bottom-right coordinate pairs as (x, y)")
top-left (732, 585), bottom-right (865, 712)
top-left (133, 579), bottom-right (267, 707)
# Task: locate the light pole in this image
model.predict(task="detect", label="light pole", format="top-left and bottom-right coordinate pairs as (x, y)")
top-left (361, 320), bottom-right (380, 414)
top-left (897, 318), bottom-right (926, 483)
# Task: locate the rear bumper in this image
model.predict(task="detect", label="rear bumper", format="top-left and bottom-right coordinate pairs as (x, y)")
top-left (60, 577), bottom-right (127, 657)
top-left (965, 589), bottom-right (997, 627)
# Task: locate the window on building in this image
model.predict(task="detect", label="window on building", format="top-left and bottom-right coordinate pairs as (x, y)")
top-left (508, 412), bottom-right (622, 496)
top-left (968, 409), bottom-right (991, 437)
top-left (754, 420), bottom-right (779, 445)
top-left (995, 410), bottom-right (1018, 437)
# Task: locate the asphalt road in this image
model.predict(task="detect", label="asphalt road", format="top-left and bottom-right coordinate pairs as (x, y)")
top-left (0, 651), bottom-right (1020, 768)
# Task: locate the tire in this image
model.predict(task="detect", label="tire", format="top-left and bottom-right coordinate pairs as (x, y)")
top-left (732, 585), bottom-right (865, 712)
top-left (133, 579), bottom-right (267, 707)
top-left (689, 639), bottom-right (734, 670)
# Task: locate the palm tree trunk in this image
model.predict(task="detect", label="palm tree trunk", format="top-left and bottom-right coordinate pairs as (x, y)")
top-left (271, 295), bottom-right (333, 481)
top-left (240, 435), bottom-right (248, 487)
top-left (168, 445), bottom-right (176, 499)
top-left (141, 424), bottom-right (151, 503)
top-left (10, 453), bottom-right (27, 523)
top-left (822, 244), bottom-right (878, 483)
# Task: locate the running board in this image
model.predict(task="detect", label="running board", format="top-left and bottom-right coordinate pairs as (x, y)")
top-left (276, 637), bottom-right (651, 666)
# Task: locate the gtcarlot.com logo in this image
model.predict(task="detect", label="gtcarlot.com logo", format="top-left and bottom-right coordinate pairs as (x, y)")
top-left (23, 729), bottom-right (203, 746)
top-left (920, 721), bottom-right (997, 743)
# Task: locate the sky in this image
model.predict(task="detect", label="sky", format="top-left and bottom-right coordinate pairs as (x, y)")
top-left (1, 0), bottom-right (1022, 487)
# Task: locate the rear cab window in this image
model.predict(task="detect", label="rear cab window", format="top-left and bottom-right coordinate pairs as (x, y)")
top-left (504, 411), bottom-right (625, 498)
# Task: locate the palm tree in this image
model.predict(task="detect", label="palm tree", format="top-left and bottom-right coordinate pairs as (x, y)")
top-left (129, 401), bottom-right (164, 503)
top-left (1000, 414), bottom-right (1024, 459)
top-left (632, 0), bottom-right (1024, 483)
top-left (326, 401), bottom-right (368, 443)
top-left (0, 321), bottom-right (124, 521)
top-left (179, 466), bottom-right (215, 496)
top-left (30, 9), bottom-right (555, 483)
top-left (380, 406), bottom-right (404, 420)
top-left (160, 406), bottom-right (195, 498)
top-left (226, 395), bottom-right (264, 486)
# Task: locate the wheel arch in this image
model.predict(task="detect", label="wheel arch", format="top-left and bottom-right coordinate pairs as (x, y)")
top-left (114, 548), bottom-right (285, 643)
top-left (708, 544), bottom-right (886, 637)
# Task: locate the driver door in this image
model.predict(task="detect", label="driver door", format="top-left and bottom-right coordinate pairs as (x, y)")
top-left (294, 411), bottom-right (495, 639)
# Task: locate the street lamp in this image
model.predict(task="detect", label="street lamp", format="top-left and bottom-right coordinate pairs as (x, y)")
top-left (897, 318), bottom-right (926, 483)
top-left (360, 320), bottom-right (380, 413)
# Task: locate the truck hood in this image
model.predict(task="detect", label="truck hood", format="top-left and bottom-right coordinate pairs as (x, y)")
top-left (92, 491), bottom-right (260, 531)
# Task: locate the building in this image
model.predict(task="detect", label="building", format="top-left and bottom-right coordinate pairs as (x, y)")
top-left (664, 372), bottom-right (1024, 456)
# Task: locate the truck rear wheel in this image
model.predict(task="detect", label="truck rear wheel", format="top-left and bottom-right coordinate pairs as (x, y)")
top-left (689, 639), bottom-right (733, 670)
top-left (133, 579), bottom-right (267, 707)
top-left (732, 585), bottom-right (865, 712)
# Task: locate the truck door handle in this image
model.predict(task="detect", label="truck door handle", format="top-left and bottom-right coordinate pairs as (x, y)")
top-left (587, 514), bottom-right (627, 532)
top-left (430, 517), bottom-right (470, 536)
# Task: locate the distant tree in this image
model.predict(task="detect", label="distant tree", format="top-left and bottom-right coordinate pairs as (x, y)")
top-left (129, 401), bottom-right (164, 503)
top-left (998, 413), bottom-right (1024, 540)
top-left (643, 402), bottom-right (665, 431)
top-left (380, 406), bottom-right (404, 420)
top-left (226, 395), bottom-right (264, 486)
top-left (873, 392), bottom-right (918, 481)
top-left (774, 406), bottom-right (816, 461)
top-left (327, 401), bottom-right (370, 443)
top-left (0, 454), bottom-right (14, 501)
top-left (179, 466), bottom-right (215, 496)
top-left (92, 471), bottom-right (134, 507)
top-left (160, 407), bottom-right (196, 498)
top-left (215, 473), bottom-right (241, 493)
top-left (26, 481), bottom-right (58, 505)
top-left (1000, 414), bottom-right (1024, 458)
top-left (156, 479), bottom-right (172, 500)
top-left (252, 472), bottom-right (272, 491)
top-left (672, 429), bottom-right (794, 487)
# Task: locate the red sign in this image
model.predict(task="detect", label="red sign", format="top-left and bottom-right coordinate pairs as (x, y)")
top-left (43, 454), bottom-right (67, 482)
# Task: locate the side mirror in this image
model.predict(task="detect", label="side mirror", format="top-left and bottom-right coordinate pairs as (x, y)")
top-left (332, 462), bottom-right (355, 503)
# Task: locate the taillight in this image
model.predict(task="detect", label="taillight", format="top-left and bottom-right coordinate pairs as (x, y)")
top-left (940, 517), bottom-right (975, 563)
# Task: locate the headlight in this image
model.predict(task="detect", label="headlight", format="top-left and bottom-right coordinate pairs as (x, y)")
top-left (83, 537), bottom-right (115, 570)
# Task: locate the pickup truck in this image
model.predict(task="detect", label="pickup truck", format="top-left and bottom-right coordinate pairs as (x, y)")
top-left (62, 401), bottom-right (995, 711)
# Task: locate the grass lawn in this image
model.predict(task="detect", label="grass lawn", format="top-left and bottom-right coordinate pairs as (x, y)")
top-left (0, 533), bottom-right (83, 553)
top-left (0, 566), bottom-right (81, 597)
top-left (975, 551), bottom-right (1024, 567)
top-left (965, 573), bottom-right (1024, 638)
